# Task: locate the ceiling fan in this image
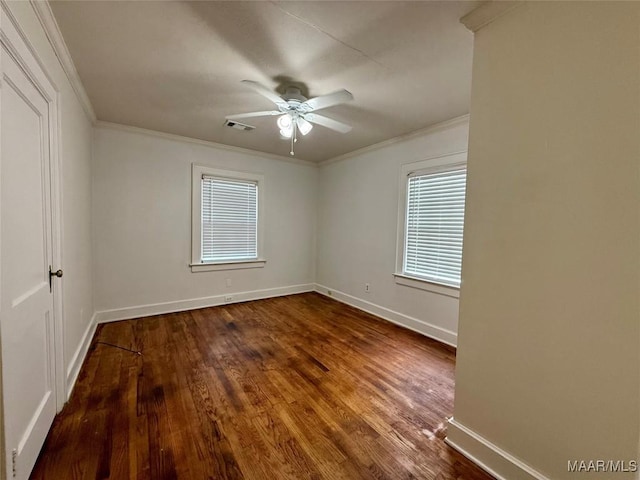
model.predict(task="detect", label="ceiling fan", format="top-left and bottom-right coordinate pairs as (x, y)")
top-left (226, 80), bottom-right (354, 156)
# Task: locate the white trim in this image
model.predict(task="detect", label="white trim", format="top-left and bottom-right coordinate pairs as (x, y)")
top-left (65, 313), bottom-right (96, 400)
top-left (319, 114), bottom-right (470, 167)
top-left (446, 418), bottom-right (550, 480)
top-left (94, 284), bottom-right (315, 323)
top-left (51, 88), bottom-right (66, 411)
top-left (1, 1), bottom-right (58, 93)
top-left (28, 0), bottom-right (96, 122)
top-left (393, 274), bottom-right (459, 299)
top-left (314, 284), bottom-right (457, 347)
top-left (190, 259), bottom-right (266, 273)
top-left (460, 1), bottom-right (523, 33)
top-left (0, 7), bottom-right (5, 477)
top-left (95, 121), bottom-right (318, 167)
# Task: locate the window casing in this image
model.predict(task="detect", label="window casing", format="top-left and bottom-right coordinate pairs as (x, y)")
top-left (396, 152), bottom-right (467, 294)
top-left (191, 165), bottom-right (265, 272)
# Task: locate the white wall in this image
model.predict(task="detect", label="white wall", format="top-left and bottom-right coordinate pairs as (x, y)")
top-left (316, 117), bottom-right (469, 346)
top-left (449, 3), bottom-right (640, 479)
top-left (92, 125), bottom-right (317, 318)
top-left (6, 2), bottom-right (94, 393)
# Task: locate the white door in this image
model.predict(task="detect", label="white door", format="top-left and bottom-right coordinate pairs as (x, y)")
top-left (0, 16), bottom-right (60, 480)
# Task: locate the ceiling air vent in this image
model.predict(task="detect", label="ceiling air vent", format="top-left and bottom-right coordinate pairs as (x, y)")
top-left (224, 119), bottom-right (255, 131)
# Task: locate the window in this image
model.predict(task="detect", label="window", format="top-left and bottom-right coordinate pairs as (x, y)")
top-left (191, 165), bottom-right (265, 272)
top-left (395, 152), bottom-right (467, 295)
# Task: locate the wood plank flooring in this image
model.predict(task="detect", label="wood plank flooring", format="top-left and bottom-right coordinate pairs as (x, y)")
top-left (31, 293), bottom-right (492, 480)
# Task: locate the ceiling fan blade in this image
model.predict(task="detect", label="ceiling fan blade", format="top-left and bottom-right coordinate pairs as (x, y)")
top-left (304, 113), bottom-right (352, 133)
top-left (241, 80), bottom-right (286, 106)
top-left (302, 89), bottom-right (353, 112)
top-left (226, 110), bottom-right (281, 120)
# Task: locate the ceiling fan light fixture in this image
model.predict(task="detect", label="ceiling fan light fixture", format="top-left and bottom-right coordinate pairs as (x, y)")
top-left (279, 127), bottom-right (293, 138)
top-left (276, 113), bottom-right (292, 130)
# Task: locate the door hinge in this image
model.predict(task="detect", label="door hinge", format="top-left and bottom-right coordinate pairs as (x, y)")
top-left (11, 448), bottom-right (17, 477)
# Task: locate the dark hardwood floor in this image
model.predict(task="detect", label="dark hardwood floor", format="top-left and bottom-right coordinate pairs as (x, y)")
top-left (31, 292), bottom-right (492, 480)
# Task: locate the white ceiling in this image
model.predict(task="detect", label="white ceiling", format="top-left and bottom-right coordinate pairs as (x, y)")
top-left (50, 1), bottom-right (479, 163)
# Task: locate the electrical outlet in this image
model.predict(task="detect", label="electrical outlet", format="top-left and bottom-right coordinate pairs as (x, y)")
top-left (365, 283), bottom-right (370, 293)
top-left (224, 295), bottom-right (233, 303)
top-left (225, 278), bottom-right (232, 287)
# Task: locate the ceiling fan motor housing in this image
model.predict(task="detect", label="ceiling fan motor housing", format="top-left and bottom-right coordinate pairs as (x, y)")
top-left (278, 87), bottom-right (314, 115)
top-left (282, 86), bottom-right (307, 102)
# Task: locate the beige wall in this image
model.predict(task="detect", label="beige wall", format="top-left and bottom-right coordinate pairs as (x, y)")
top-left (316, 118), bottom-right (469, 346)
top-left (450, 2), bottom-right (640, 479)
top-left (92, 126), bottom-right (317, 316)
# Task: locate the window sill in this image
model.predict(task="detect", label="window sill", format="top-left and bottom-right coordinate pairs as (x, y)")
top-left (190, 259), bottom-right (266, 273)
top-left (393, 273), bottom-right (460, 298)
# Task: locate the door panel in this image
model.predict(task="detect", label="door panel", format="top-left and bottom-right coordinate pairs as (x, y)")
top-left (3, 72), bottom-right (49, 300)
top-left (1, 37), bottom-right (57, 480)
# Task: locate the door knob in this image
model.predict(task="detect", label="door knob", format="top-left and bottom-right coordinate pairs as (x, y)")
top-left (49, 266), bottom-right (63, 292)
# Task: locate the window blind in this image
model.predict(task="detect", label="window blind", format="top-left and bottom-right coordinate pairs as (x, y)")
top-left (201, 176), bottom-right (258, 262)
top-left (404, 168), bottom-right (466, 287)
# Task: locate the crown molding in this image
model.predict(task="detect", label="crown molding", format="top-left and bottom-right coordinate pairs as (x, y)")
top-left (319, 114), bottom-right (470, 167)
top-left (1, 0), bottom-right (59, 94)
top-left (460, 1), bottom-right (523, 33)
top-left (29, 0), bottom-right (96, 122)
top-left (95, 121), bottom-right (318, 167)
top-left (23, 0), bottom-right (471, 169)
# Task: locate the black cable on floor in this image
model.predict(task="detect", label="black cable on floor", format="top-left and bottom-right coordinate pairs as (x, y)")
top-left (95, 341), bottom-right (142, 356)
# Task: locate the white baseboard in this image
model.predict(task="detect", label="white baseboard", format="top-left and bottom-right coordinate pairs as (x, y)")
top-left (94, 283), bottom-right (315, 323)
top-left (445, 418), bottom-right (549, 480)
top-left (65, 313), bottom-right (97, 399)
top-left (314, 283), bottom-right (457, 347)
